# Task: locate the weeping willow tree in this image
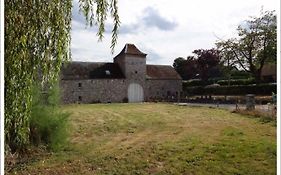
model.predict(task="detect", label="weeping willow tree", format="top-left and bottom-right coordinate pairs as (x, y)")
top-left (5, 0), bottom-right (120, 152)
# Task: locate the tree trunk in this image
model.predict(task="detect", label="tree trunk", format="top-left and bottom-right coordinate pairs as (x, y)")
top-left (254, 71), bottom-right (262, 83)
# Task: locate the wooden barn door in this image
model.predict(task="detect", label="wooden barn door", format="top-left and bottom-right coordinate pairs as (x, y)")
top-left (128, 83), bottom-right (144, 103)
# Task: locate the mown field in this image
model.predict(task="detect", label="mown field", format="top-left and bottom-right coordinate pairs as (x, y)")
top-left (9, 103), bottom-right (276, 175)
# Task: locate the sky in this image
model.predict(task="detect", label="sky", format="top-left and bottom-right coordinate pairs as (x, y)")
top-left (71, 0), bottom-right (278, 65)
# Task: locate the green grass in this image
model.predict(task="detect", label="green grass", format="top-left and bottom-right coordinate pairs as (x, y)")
top-left (8, 103), bottom-right (276, 175)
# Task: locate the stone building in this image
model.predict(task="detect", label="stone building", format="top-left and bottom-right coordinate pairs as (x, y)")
top-left (60, 44), bottom-right (182, 103)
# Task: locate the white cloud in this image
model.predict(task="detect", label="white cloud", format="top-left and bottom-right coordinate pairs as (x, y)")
top-left (71, 0), bottom-right (278, 65)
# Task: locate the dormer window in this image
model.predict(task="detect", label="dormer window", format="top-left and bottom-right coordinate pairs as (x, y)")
top-left (105, 70), bottom-right (111, 75)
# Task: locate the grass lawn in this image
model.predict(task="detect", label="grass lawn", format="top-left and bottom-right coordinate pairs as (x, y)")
top-left (9, 103), bottom-right (276, 175)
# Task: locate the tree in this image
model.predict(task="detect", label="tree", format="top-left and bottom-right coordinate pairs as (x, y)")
top-left (217, 10), bottom-right (276, 82)
top-left (173, 56), bottom-right (198, 80)
top-left (5, 0), bottom-right (120, 152)
top-left (173, 49), bottom-right (221, 80)
top-left (193, 49), bottom-right (221, 80)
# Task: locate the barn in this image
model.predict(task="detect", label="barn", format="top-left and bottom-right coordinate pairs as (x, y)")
top-left (60, 44), bottom-right (182, 103)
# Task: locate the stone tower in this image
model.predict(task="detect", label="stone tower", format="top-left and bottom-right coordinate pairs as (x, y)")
top-left (113, 44), bottom-right (147, 102)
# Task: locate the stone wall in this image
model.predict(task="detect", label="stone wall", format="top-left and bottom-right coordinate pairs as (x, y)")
top-left (145, 79), bottom-right (182, 101)
top-left (123, 55), bottom-right (146, 90)
top-left (114, 54), bottom-right (126, 76)
top-left (60, 79), bottom-right (127, 104)
top-left (61, 78), bottom-right (182, 104)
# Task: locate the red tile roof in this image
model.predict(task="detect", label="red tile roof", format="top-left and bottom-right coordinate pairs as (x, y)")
top-left (146, 65), bottom-right (182, 80)
top-left (116, 43), bottom-right (147, 57)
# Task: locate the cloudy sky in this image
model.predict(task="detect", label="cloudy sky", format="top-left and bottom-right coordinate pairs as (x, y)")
top-left (71, 0), bottom-right (278, 65)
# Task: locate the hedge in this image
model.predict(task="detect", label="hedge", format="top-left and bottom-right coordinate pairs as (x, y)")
top-left (183, 83), bottom-right (276, 96)
top-left (183, 79), bottom-right (213, 87)
top-left (183, 78), bottom-right (256, 87)
top-left (217, 78), bottom-right (256, 86)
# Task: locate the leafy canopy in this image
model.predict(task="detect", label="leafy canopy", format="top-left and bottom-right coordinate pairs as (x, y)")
top-left (216, 10), bottom-right (276, 81)
top-left (5, 0), bottom-right (120, 152)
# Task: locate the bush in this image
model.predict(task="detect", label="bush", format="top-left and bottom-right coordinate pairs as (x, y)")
top-left (230, 70), bottom-right (252, 79)
top-left (184, 83), bottom-right (276, 96)
top-left (30, 83), bottom-right (70, 151)
top-left (183, 77), bottom-right (255, 87)
top-left (217, 78), bottom-right (255, 86)
top-left (183, 79), bottom-right (213, 87)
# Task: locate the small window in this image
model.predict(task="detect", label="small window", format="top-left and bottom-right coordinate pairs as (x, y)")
top-left (78, 96), bottom-right (82, 101)
top-left (78, 83), bottom-right (82, 88)
top-left (135, 71), bottom-right (138, 74)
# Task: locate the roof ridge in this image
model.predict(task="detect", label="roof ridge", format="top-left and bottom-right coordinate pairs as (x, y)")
top-left (147, 64), bottom-right (173, 67)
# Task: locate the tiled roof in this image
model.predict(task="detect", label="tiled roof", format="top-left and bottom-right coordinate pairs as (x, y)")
top-left (116, 43), bottom-right (147, 57)
top-left (146, 65), bottom-right (182, 80)
top-left (61, 62), bottom-right (182, 80)
top-left (61, 62), bottom-right (125, 80)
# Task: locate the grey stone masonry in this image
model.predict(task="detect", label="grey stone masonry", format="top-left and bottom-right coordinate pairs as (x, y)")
top-left (61, 79), bottom-right (127, 103)
top-left (145, 79), bottom-right (182, 101)
top-left (60, 43), bottom-right (182, 104)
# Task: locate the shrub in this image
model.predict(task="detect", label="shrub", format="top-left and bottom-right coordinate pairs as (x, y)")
top-left (217, 78), bottom-right (255, 86)
top-left (30, 83), bottom-right (70, 151)
top-left (183, 79), bottom-right (212, 87)
top-left (184, 84), bottom-right (276, 96)
top-left (183, 77), bottom-right (256, 87)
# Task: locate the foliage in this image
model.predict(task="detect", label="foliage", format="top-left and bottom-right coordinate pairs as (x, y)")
top-left (5, 0), bottom-right (120, 152)
top-left (78, 0), bottom-right (120, 51)
top-left (173, 56), bottom-right (199, 80)
top-left (217, 78), bottom-right (255, 86)
top-left (217, 10), bottom-right (277, 82)
top-left (184, 83), bottom-right (276, 96)
top-left (183, 78), bottom-right (255, 87)
top-left (183, 79), bottom-right (213, 87)
top-left (173, 49), bottom-right (221, 80)
top-left (193, 49), bottom-right (221, 80)
top-left (30, 83), bottom-right (70, 151)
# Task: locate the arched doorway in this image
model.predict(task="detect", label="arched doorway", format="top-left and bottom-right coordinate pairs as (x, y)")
top-left (128, 83), bottom-right (144, 102)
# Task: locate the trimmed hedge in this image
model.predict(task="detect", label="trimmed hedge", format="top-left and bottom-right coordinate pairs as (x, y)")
top-left (183, 79), bottom-right (213, 87)
top-left (183, 78), bottom-right (256, 87)
top-left (184, 83), bottom-right (276, 96)
top-left (217, 78), bottom-right (255, 86)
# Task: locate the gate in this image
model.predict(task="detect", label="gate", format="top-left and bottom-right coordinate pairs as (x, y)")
top-left (128, 83), bottom-right (144, 102)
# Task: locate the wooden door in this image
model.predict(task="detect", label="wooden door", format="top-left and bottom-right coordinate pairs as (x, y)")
top-left (128, 83), bottom-right (144, 102)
